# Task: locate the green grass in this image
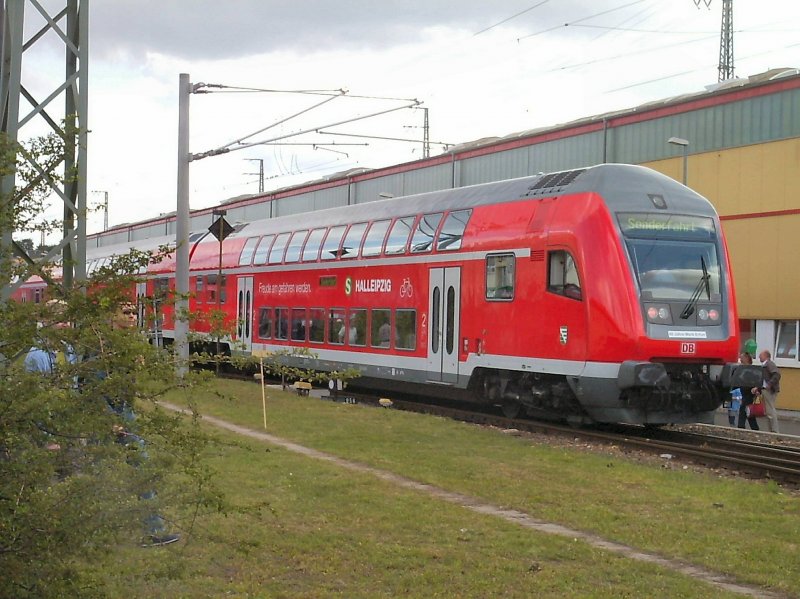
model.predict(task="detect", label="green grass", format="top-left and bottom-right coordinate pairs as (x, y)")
top-left (96, 424), bottom-right (738, 598)
top-left (161, 379), bottom-right (800, 597)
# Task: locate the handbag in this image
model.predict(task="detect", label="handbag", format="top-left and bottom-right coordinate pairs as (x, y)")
top-left (746, 395), bottom-right (766, 418)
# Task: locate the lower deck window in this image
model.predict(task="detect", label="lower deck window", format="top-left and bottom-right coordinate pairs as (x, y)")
top-left (348, 309), bottom-right (367, 346)
top-left (371, 309), bottom-right (391, 348)
top-left (258, 307), bottom-right (272, 339)
top-left (275, 308), bottom-right (289, 340)
top-left (486, 254), bottom-right (515, 300)
top-left (395, 309), bottom-right (417, 351)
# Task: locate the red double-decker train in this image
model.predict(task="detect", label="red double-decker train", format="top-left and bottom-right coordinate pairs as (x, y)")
top-left (16, 164), bottom-right (747, 424)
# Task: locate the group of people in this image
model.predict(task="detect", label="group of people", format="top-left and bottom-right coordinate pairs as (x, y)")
top-left (23, 301), bottom-right (180, 547)
top-left (728, 349), bottom-right (782, 433)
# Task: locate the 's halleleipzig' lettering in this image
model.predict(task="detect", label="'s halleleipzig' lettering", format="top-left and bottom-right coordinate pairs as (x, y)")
top-left (355, 278), bottom-right (392, 293)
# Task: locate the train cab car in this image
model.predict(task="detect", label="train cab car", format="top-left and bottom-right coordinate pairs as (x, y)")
top-left (191, 163), bottom-right (740, 425)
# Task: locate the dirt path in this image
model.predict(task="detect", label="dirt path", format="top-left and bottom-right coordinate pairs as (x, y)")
top-left (162, 402), bottom-right (786, 598)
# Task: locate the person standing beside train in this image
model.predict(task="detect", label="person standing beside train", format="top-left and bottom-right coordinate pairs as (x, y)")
top-left (736, 352), bottom-right (759, 431)
top-left (751, 349), bottom-right (781, 434)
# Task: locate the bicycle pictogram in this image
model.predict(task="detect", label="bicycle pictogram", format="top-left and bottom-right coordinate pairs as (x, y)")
top-left (399, 277), bottom-right (413, 298)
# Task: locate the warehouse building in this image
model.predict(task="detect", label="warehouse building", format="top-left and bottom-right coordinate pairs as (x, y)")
top-left (92, 68), bottom-right (800, 409)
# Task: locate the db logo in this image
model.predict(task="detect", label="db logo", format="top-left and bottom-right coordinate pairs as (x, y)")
top-left (680, 342), bottom-right (696, 355)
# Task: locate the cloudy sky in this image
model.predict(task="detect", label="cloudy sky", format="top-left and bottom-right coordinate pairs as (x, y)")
top-left (16, 0), bottom-right (800, 234)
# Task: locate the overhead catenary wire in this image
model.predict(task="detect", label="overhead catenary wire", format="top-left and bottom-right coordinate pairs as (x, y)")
top-left (472, 0), bottom-right (550, 37)
top-left (517, 0), bottom-right (652, 41)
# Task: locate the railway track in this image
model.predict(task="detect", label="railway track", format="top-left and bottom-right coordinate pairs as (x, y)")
top-left (331, 392), bottom-right (800, 486)
top-left (220, 372), bottom-right (800, 486)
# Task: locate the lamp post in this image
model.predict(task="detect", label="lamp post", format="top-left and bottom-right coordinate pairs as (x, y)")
top-left (667, 136), bottom-right (689, 185)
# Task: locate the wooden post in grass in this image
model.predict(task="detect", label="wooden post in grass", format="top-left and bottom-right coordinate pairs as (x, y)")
top-left (260, 357), bottom-right (267, 429)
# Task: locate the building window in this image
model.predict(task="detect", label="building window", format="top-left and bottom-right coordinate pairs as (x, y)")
top-left (395, 309), bottom-right (417, 351)
top-left (548, 250), bottom-right (582, 301)
top-left (486, 253), bottom-right (515, 300)
top-left (776, 320), bottom-right (799, 363)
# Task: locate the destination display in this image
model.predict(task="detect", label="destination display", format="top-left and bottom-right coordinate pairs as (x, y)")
top-left (618, 213), bottom-right (716, 240)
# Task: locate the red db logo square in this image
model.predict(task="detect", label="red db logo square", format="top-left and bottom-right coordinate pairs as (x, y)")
top-left (680, 342), bottom-right (696, 354)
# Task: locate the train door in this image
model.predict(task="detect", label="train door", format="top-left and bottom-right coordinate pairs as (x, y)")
top-left (236, 277), bottom-right (254, 352)
top-left (427, 267), bottom-right (461, 383)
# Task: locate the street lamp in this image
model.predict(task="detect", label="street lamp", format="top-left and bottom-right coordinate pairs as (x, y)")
top-left (667, 136), bottom-right (689, 185)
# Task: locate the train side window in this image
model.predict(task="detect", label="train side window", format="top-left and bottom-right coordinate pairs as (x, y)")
top-left (206, 274), bottom-right (227, 304)
top-left (309, 308), bottom-right (326, 343)
top-left (291, 307), bottom-right (307, 341)
top-left (275, 308), bottom-right (289, 340)
top-left (253, 234), bottom-right (275, 265)
top-left (154, 277), bottom-right (170, 300)
top-left (341, 223), bottom-right (368, 259)
top-left (302, 228), bottom-right (327, 262)
top-left (328, 308), bottom-right (346, 344)
top-left (269, 232), bottom-right (291, 264)
top-left (486, 254), bottom-right (515, 300)
top-left (284, 230), bottom-right (309, 264)
top-left (321, 225), bottom-right (347, 261)
top-left (238, 236), bottom-right (259, 266)
top-left (385, 216), bottom-right (415, 255)
top-left (410, 212), bottom-right (443, 253)
top-left (348, 309), bottom-right (367, 346)
top-left (362, 220), bottom-right (392, 258)
top-left (258, 307), bottom-right (273, 339)
top-left (437, 209), bottom-right (472, 251)
top-left (548, 250), bottom-right (582, 301)
top-left (395, 309), bottom-right (417, 351)
top-left (370, 309), bottom-right (391, 348)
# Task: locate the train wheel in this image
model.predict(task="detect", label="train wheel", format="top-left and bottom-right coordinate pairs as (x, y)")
top-left (501, 401), bottom-right (522, 419)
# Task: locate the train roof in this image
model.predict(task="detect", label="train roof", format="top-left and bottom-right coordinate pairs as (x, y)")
top-left (228, 164), bottom-right (715, 239)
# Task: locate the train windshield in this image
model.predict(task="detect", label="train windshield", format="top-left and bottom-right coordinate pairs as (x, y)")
top-left (619, 213), bottom-right (721, 301)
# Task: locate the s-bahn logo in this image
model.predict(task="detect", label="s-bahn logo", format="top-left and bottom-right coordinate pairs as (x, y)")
top-left (345, 276), bottom-right (393, 296)
top-left (559, 326), bottom-right (568, 345)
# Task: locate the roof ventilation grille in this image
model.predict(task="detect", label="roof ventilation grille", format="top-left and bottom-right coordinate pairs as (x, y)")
top-left (526, 168), bottom-right (586, 196)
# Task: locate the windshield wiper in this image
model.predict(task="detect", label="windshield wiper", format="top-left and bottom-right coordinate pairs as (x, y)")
top-left (679, 256), bottom-right (711, 320)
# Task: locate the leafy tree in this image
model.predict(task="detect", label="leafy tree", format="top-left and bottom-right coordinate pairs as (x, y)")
top-left (0, 134), bottom-right (222, 598)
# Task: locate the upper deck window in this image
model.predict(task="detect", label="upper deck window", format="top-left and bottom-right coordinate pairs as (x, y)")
top-left (302, 228), bottom-right (327, 262)
top-left (437, 209), bottom-right (472, 251)
top-left (268, 232), bottom-right (290, 265)
top-left (321, 226), bottom-right (346, 261)
top-left (341, 223), bottom-right (368, 259)
top-left (385, 216), bottom-right (414, 255)
top-left (253, 235), bottom-right (275, 265)
top-left (410, 212), bottom-right (443, 254)
top-left (238, 237), bottom-right (259, 266)
top-left (362, 220), bottom-right (392, 257)
top-left (284, 230), bottom-right (308, 263)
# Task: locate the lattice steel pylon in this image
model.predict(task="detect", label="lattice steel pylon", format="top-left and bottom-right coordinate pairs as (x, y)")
top-left (718, 0), bottom-right (734, 81)
top-left (0, 0), bottom-right (88, 298)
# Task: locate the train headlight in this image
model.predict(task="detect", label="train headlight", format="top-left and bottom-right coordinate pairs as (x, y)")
top-left (698, 307), bottom-right (721, 325)
top-left (645, 303), bottom-right (672, 324)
